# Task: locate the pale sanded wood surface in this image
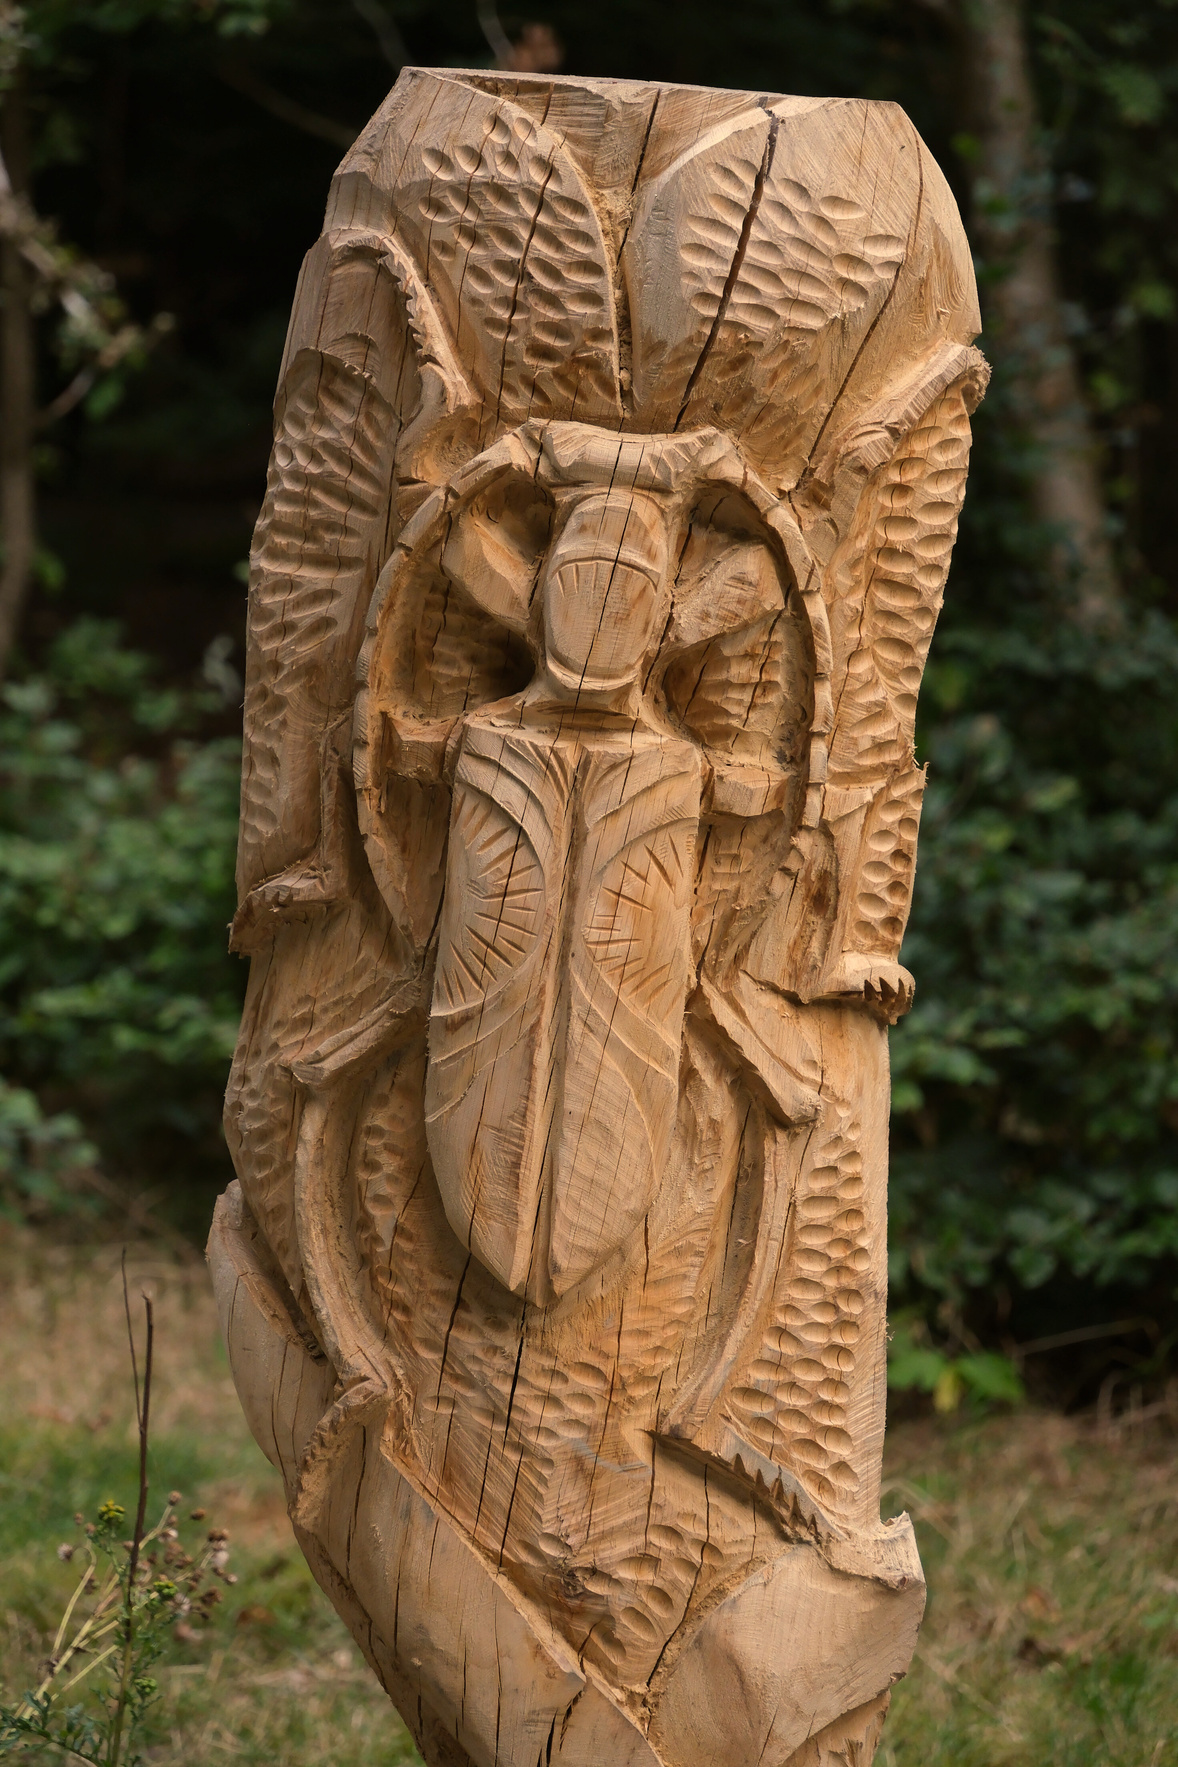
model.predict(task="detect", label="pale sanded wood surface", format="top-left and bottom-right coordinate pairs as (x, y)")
top-left (208, 68), bottom-right (986, 1767)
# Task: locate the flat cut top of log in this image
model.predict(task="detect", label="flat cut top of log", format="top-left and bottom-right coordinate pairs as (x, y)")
top-left (317, 67), bottom-right (978, 476)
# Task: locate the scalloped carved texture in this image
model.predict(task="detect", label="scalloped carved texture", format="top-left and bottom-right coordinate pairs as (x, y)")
top-left (388, 76), bottom-right (622, 435)
top-left (237, 349), bottom-right (399, 899)
top-left (829, 386), bottom-right (974, 786)
top-left (723, 1108), bottom-right (871, 1516)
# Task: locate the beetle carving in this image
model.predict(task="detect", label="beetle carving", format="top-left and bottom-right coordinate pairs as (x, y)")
top-left (355, 422), bottom-right (821, 1304)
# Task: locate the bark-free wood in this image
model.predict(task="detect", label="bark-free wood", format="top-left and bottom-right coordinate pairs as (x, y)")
top-left (209, 70), bottom-right (986, 1767)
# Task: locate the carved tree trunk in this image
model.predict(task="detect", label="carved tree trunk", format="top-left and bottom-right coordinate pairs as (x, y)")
top-left (0, 86), bottom-right (34, 674)
top-left (208, 71), bottom-right (985, 1767)
top-left (957, 0), bottom-right (1119, 622)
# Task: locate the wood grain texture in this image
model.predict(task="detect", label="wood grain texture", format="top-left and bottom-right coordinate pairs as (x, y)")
top-left (210, 68), bottom-right (986, 1767)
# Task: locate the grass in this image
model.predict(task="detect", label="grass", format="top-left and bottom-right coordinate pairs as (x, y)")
top-left (0, 1234), bottom-right (418, 1764)
top-left (1, 1230), bottom-right (1175, 1766)
top-left (881, 1409), bottom-right (1178, 1766)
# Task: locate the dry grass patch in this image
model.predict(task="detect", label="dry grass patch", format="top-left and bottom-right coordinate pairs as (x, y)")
top-left (881, 1408), bottom-right (1178, 1766)
top-left (0, 1232), bottom-right (418, 1764)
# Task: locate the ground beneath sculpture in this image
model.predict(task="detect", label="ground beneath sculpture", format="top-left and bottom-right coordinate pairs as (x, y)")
top-left (2, 1239), bottom-right (1175, 1767)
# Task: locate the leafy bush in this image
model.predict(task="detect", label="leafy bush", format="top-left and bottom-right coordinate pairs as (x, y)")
top-left (891, 398), bottom-right (1178, 1332)
top-left (0, 621), bottom-right (242, 1223)
top-left (887, 1315), bottom-right (1026, 1413)
top-left (0, 1077), bottom-right (98, 1221)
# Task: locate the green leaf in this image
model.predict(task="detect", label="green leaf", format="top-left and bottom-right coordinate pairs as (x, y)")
top-left (1100, 63), bottom-right (1166, 125)
top-left (955, 1353), bottom-right (1025, 1405)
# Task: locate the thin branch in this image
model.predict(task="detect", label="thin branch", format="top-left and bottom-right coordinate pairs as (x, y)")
top-left (70, 1166), bottom-right (199, 1261)
top-left (1014, 1317), bottom-right (1152, 1360)
top-left (120, 1252), bottom-right (142, 1435)
top-left (132, 1296), bottom-right (153, 1568)
top-left (0, 143), bottom-right (113, 324)
top-left (0, 139), bottom-right (170, 400)
top-left (36, 314), bottom-right (173, 429)
top-left (109, 1288), bottom-right (153, 1767)
top-left (22, 1566), bottom-right (120, 1714)
top-left (56, 1643), bottom-right (119, 1699)
top-left (477, 0), bottom-right (515, 70)
top-left (351, 0), bottom-right (407, 73)
top-left (218, 59), bottom-right (357, 150)
top-left (475, 8), bottom-right (563, 74)
top-left (47, 1567), bottom-right (97, 1671)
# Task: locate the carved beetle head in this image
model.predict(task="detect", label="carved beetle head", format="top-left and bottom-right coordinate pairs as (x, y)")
top-left (540, 489), bottom-right (670, 694)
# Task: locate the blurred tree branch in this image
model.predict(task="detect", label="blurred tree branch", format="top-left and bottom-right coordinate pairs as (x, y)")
top-left (477, 0), bottom-right (514, 68)
top-left (0, 3), bottom-right (174, 674)
top-left (477, 3), bottom-right (562, 73)
top-left (351, 0), bottom-right (407, 72)
top-left (217, 56), bottom-right (358, 148)
top-left (0, 73), bottom-right (33, 677)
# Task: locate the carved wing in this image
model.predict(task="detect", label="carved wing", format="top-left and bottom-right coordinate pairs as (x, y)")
top-left (621, 96), bottom-right (988, 1021)
top-left (234, 246), bottom-right (416, 940)
top-left (338, 70), bottom-right (621, 440)
top-left (663, 493), bottom-right (813, 815)
top-left (624, 101), bottom-right (902, 476)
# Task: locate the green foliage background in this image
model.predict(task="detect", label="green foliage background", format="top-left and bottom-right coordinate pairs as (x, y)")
top-left (0, 622), bottom-right (240, 1229)
top-left (4, 0), bottom-right (1178, 1355)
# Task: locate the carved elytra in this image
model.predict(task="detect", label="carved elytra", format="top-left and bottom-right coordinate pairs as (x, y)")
top-left (211, 69), bottom-right (985, 1767)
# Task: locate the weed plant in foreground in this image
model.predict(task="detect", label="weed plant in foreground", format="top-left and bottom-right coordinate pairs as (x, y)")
top-left (0, 1235), bottom-right (418, 1764)
top-left (0, 1230), bottom-right (1175, 1765)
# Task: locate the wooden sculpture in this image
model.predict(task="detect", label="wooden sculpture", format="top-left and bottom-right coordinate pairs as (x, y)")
top-left (208, 69), bottom-right (986, 1767)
